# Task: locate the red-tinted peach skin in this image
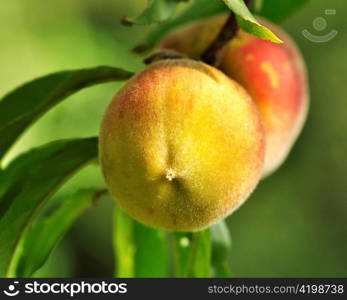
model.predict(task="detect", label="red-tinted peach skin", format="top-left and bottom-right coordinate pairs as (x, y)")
top-left (99, 59), bottom-right (265, 231)
top-left (160, 16), bottom-right (309, 176)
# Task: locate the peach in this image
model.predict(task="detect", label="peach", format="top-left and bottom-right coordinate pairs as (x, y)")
top-left (159, 16), bottom-right (309, 176)
top-left (99, 59), bottom-right (264, 231)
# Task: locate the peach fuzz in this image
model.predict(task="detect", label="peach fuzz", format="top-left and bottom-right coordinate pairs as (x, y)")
top-left (159, 16), bottom-right (309, 176)
top-left (99, 59), bottom-right (265, 231)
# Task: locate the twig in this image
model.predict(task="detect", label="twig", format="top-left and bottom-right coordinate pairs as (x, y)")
top-left (200, 0), bottom-right (254, 66)
top-left (200, 12), bottom-right (238, 66)
top-left (144, 50), bottom-right (188, 65)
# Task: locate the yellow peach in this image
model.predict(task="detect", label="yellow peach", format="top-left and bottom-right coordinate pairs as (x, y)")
top-left (99, 59), bottom-right (264, 231)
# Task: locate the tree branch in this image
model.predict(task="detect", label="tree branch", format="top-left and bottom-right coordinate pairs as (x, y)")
top-left (200, 0), bottom-right (254, 66)
top-left (200, 12), bottom-right (238, 66)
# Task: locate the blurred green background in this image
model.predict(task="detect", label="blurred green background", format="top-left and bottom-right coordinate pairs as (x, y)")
top-left (1, 0), bottom-right (346, 277)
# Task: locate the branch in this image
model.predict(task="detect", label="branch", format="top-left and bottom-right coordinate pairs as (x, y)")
top-left (200, 0), bottom-right (254, 66)
top-left (200, 12), bottom-right (238, 66)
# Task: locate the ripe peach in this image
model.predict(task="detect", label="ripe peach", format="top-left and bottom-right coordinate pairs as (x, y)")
top-left (99, 59), bottom-right (264, 231)
top-left (159, 16), bottom-right (309, 176)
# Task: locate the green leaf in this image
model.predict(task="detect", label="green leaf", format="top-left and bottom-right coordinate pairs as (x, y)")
top-left (133, 0), bottom-right (228, 53)
top-left (133, 220), bottom-right (169, 277)
top-left (211, 221), bottom-right (232, 277)
top-left (223, 0), bottom-right (282, 43)
top-left (173, 229), bottom-right (211, 278)
top-left (0, 66), bottom-right (133, 161)
top-left (0, 137), bottom-right (98, 276)
top-left (113, 208), bottom-right (135, 277)
top-left (8, 189), bottom-right (104, 277)
top-left (171, 232), bottom-right (191, 277)
top-left (258, 0), bottom-right (309, 22)
top-left (113, 207), bottom-right (168, 277)
top-left (187, 229), bottom-right (211, 277)
top-left (122, 0), bottom-right (188, 26)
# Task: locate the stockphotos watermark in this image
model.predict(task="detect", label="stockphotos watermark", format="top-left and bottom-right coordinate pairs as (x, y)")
top-left (302, 9), bottom-right (338, 43)
top-left (2, 280), bottom-right (127, 297)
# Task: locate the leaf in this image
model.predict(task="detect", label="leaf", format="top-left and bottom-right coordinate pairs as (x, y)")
top-left (133, 220), bottom-right (169, 277)
top-left (258, 0), bottom-right (309, 22)
top-left (173, 229), bottom-right (211, 278)
top-left (113, 207), bottom-right (168, 277)
top-left (113, 207), bottom-right (135, 277)
top-left (8, 189), bottom-right (104, 277)
top-left (122, 0), bottom-right (188, 26)
top-left (0, 66), bottom-right (133, 161)
top-left (211, 221), bottom-right (232, 277)
top-left (0, 137), bottom-right (98, 276)
top-left (223, 0), bottom-right (282, 43)
top-left (133, 0), bottom-right (229, 53)
top-left (187, 229), bottom-right (211, 277)
top-left (171, 232), bottom-right (191, 277)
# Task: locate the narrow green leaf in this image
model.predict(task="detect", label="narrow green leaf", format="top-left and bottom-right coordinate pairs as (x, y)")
top-left (187, 229), bottom-right (211, 277)
top-left (114, 208), bottom-right (135, 277)
top-left (8, 189), bottom-right (104, 277)
top-left (223, 0), bottom-right (282, 43)
top-left (0, 137), bottom-right (98, 276)
top-left (122, 0), bottom-right (188, 26)
top-left (173, 229), bottom-right (211, 278)
top-left (133, 221), bottom-right (168, 277)
top-left (171, 229), bottom-right (212, 278)
top-left (133, 0), bottom-right (228, 53)
top-left (188, 229), bottom-right (212, 278)
top-left (211, 221), bottom-right (232, 277)
top-left (258, 0), bottom-right (309, 22)
top-left (114, 207), bottom-right (168, 277)
top-left (0, 66), bottom-right (133, 160)
top-left (171, 232), bottom-right (192, 277)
